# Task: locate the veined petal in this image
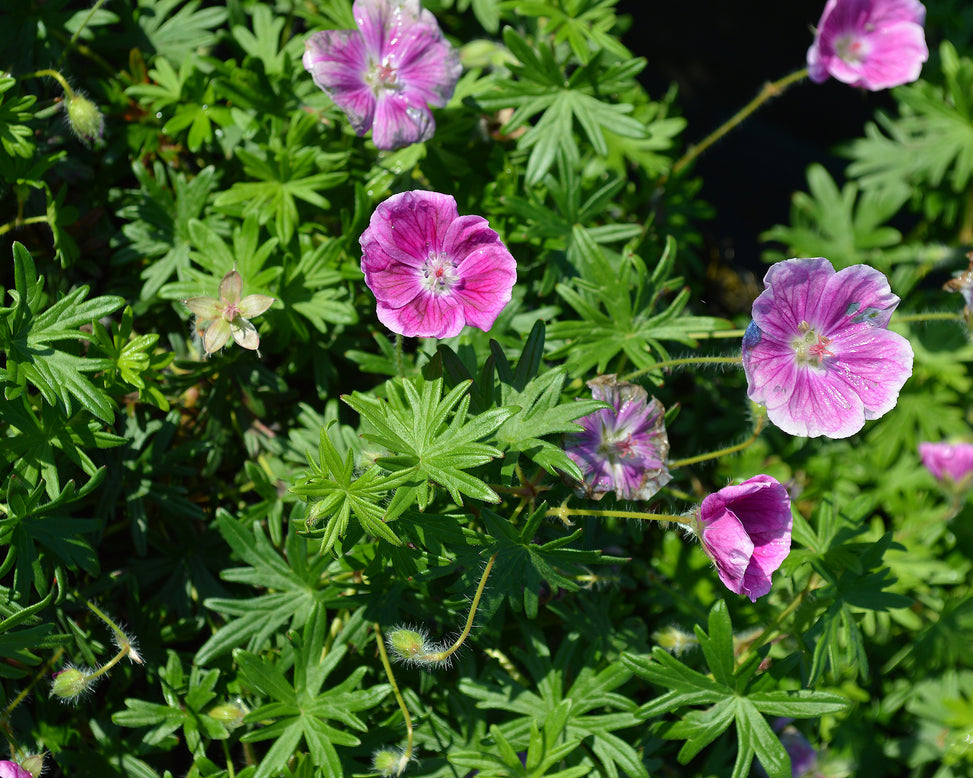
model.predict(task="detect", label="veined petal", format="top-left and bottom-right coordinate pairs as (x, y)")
top-left (230, 317), bottom-right (261, 351)
top-left (219, 270), bottom-right (243, 305)
top-left (376, 293), bottom-right (463, 338)
top-left (238, 294), bottom-right (275, 318)
top-left (184, 295), bottom-right (223, 320)
top-left (203, 318), bottom-right (232, 355)
top-left (701, 512), bottom-right (754, 597)
top-left (371, 92), bottom-right (435, 149)
top-left (303, 30), bottom-right (375, 135)
top-left (393, 22), bottom-right (462, 107)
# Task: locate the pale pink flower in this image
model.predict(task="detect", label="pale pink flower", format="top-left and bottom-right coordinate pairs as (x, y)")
top-left (742, 257), bottom-right (913, 439)
top-left (302, 0), bottom-right (461, 150)
top-left (919, 442), bottom-right (973, 489)
top-left (694, 475), bottom-right (792, 602)
top-left (184, 269), bottom-right (275, 356)
top-left (807, 0), bottom-right (928, 90)
top-left (359, 190), bottom-right (517, 338)
top-left (565, 375), bottom-right (671, 501)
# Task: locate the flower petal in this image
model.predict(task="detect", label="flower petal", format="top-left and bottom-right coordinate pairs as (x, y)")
top-left (238, 294), bottom-right (275, 318)
top-left (371, 92), bottom-right (435, 149)
top-left (376, 293), bottom-right (464, 338)
top-left (303, 30), bottom-right (375, 136)
top-left (230, 317), bottom-right (261, 351)
top-left (219, 270), bottom-right (243, 305)
top-left (203, 318), bottom-right (232, 355)
top-left (184, 295), bottom-right (223, 320)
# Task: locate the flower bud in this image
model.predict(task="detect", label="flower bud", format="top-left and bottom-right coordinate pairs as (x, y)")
top-left (207, 701), bottom-right (248, 729)
top-left (372, 747), bottom-right (410, 777)
top-left (51, 667), bottom-right (91, 700)
top-left (65, 94), bottom-right (105, 146)
top-left (653, 626), bottom-right (698, 656)
top-left (386, 627), bottom-right (430, 663)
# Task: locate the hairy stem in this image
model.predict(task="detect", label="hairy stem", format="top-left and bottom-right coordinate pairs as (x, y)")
top-left (427, 553), bottom-right (497, 663)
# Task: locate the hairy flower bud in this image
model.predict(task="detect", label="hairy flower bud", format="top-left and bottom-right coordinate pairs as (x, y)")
top-left (387, 627), bottom-right (431, 663)
top-left (51, 667), bottom-right (91, 700)
top-left (652, 625), bottom-right (699, 656)
top-left (207, 701), bottom-right (248, 729)
top-left (372, 747), bottom-right (410, 777)
top-left (65, 94), bottom-right (105, 146)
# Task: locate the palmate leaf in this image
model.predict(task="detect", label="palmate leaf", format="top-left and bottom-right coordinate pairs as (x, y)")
top-left (291, 423), bottom-right (412, 555)
top-left (456, 623), bottom-right (646, 778)
top-left (343, 375), bottom-right (517, 508)
top-left (236, 608), bottom-right (389, 778)
top-left (546, 235), bottom-right (732, 375)
top-left (196, 512), bottom-right (348, 664)
top-left (477, 28), bottom-right (647, 183)
top-left (479, 503), bottom-right (611, 618)
top-left (623, 601), bottom-right (850, 778)
top-left (0, 243), bottom-right (124, 422)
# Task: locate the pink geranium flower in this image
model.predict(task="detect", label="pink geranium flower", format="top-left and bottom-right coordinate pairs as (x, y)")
top-left (302, 0), bottom-right (461, 150)
top-left (360, 191), bottom-right (517, 338)
top-left (565, 375), bottom-right (672, 502)
top-left (742, 257), bottom-right (913, 439)
top-left (919, 442), bottom-right (973, 489)
top-left (807, 0), bottom-right (928, 90)
top-left (0, 762), bottom-right (31, 778)
top-left (694, 475), bottom-right (792, 602)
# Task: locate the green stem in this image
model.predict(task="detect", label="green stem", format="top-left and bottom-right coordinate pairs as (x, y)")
top-left (670, 414), bottom-right (766, 468)
top-left (427, 553), bottom-right (497, 663)
top-left (0, 215), bottom-right (49, 237)
top-left (375, 623), bottom-right (414, 770)
top-left (394, 333), bottom-right (405, 379)
top-left (222, 740), bottom-right (236, 778)
top-left (58, 0), bottom-right (109, 66)
top-left (546, 505), bottom-right (692, 525)
top-left (625, 355), bottom-right (742, 381)
top-left (894, 311), bottom-right (965, 324)
top-left (737, 573), bottom-right (821, 666)
top-left (23, 68), bottom-right (75, 99)
top-left (686, 329), bottom-right (746, 340)
top-left (669, 68), bottom-right (809, 178)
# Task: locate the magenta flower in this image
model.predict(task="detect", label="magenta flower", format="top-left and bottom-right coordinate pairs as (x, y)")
top-left (694, 475), bottom-right (792, 602)
top-left (302, 0), bottom-right (461, 150)
top-left (0, 762), bottom-right (31, 778)
top-left (807, 0), bottom-right (928, 90)
top-left (742, 257), bottom-right (913, 439)
top-left (564, 375), bottom-right (671, 501)
top-left (919, 442), bottom-right (973, 489)
top-left (359, 190), bottom-right (517, 338)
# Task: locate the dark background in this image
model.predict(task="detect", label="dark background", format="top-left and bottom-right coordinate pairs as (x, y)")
top-left (617, 0), bottom-right (901, 271)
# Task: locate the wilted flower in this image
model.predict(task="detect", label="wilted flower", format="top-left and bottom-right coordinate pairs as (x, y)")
top-left (693, 475), bottom-right (792, 602)
top-left (359, 190), bottom-right (517, 338)
top-left (565, 375), bottom-right (671, 501)
top-left (184, 268), bottom-right (275, 356)
top-left (742, 257), bottom-right (913, 439)
top-left (0, 762), bottom-right (32, 778)
top-left (302, 0), bottom-right (461, 150)
top-left (919, 442), bottom-right (973, 490)
top-left (807, 0), bottom-right (928, 90)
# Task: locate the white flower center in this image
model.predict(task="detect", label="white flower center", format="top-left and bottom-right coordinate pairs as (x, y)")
top-left (835, 34), bottom-right (867, 64)
top-left (366, 57), bottom-right (400, 95)
top-left (791, 321), bottom-right (834, 368)
top-left (420, 252), bottom-right (459, 295)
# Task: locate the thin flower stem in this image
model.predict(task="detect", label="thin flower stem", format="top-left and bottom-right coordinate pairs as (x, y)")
top-left (686, 329), bottom-right (746, 340)
top-left (669, 68), bottom-right (809, 178)
top-left (0, 215), bottom-right (50, 237)
top-left (394, 333), bottom-right (405, 378)
top-left (546, 505), bottom-right (692, 525)
top-left (427, 553), bottom-right (497, 663)
top-left (58, 0), bottom-right (109, 66)
top-left (222, 740), bottom-right (236, 778)
top-left (625, 355), bottom-right (742, 380)
top-left (2, 647), bottom-right (64, 724)
top-left (374, 623), bottom-right (414, 767)
top-left (87, 601), bottom-right (128, 646)
top-left (894, 311), bottom-right (965, 324)
top-left (23, 68), bottom-right (76, 99)
top-left (737, 573), bottom-right (822, 667)
top-left (669, 414), bottom-right (766, 468)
